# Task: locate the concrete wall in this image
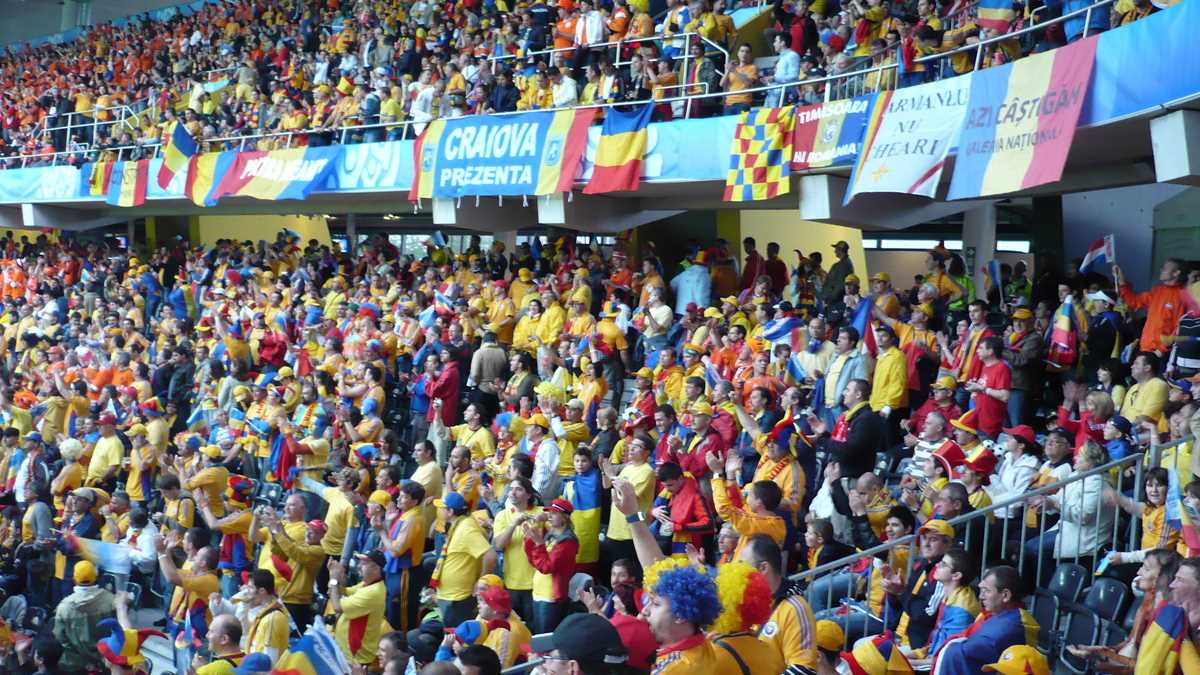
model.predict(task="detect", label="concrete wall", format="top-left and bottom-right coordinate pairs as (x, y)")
top-left (196, 215), bottom-right (331, 248)
top-left (1061, 184), bottom-right (1189, 288)
top-left (738, 212), bottom-right (869, 279)
top-left (1, 0), bottom-right (184, 48)
top-left (865, 250), bottom-right (1031, 296)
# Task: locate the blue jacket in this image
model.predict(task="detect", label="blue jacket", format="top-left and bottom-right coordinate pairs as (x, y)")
top-left (1044, 0), bottom-right (1108, 41)
top-left (931, 607), bottom-right (1026, 674)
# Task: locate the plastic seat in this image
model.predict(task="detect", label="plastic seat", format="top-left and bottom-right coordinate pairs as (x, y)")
top-left (1059, 603), bottom-right (1100, 674)
top-left (1083, 577), bottom-right (1131, 624)
top-left (1046, 563), bottom-right (1088, 604)
top-left (1122, 597), bottom-right (1140, 632)
top-left (1028, 593), bottom-right (1059, 652)
top-left (1104, 620), bottom-right (1129, 647)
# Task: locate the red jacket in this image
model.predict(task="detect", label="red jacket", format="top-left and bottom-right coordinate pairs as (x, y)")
top-left (525, 533), bottom-right (579, 603)
top-left (426, 361), bottom-right (460, 426)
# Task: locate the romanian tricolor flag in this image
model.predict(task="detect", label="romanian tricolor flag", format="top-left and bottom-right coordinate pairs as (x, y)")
top-left (947, 36), bottom-right (1098, 199)
top-left (976, 0), bottom-right (1017, 31)
top-left (1167, 469), bottom-right (1200, 553)
top-left (105, 159), bottom-right (149, 207)
top-left (723, 106), bottom-right (796, 202)
top-left (209, 146), bottom-right (341, 204)
top-left (273, 621), bottom-right (353, 675)
top-left (1046, 295), bottom-right (1080, 369)
top-left (185, 151), bottom-right (238, 207)
top-left (88, 159), bottom-right (115, 196)
top-left (583, 102), bottom-right (653, 194)
top-left (1134, 602), bottom-right (1200, 675)
top-left (157, 122), bottom-right (198, 189)
top-left (66, 533), bottom-right (132, 575)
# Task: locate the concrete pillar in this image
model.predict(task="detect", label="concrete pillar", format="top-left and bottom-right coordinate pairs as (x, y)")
top-left (1150, 110), bottom-right (1200, 186)
top-left (127, 219), bottom-right (136, 251)
top-left (1030, 196), bottom-right (1063, 279)
top-left (495, 230), bottom-right (518, 255)
top-left (144, 216), bottom-right (157, 251)
top-left (345, 213), bottom-right (357, 254)
top-left (962, 205), bottom-right (997, 292)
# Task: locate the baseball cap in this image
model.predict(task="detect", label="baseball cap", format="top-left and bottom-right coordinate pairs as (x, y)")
top-left (547, 498), bottom-right (574, 515)
top-left (434, 492), bottom-right (467, 511)
top-left (610, 613), bottom-right (656, 670)
top-left (406, 623), bottom-right (443, 663)
top-left (634, 367), bottom-right (654, 379)
top-left (354, 550), bottom-right (386, 568)
top-left (870, 272), bottom-right (890, 282)
top-left (844, 274), bottom-right (860, 285)
top-left (815, 619), bottom-right (845, 652)
top-left (1002, 425), bottom-right (1037, 446)
top-left (919, 519), bottom-right (955, 539)
top-left (1109, 415), bottom-right (1133, 436)
top-left (690, 401), bottom-right (714, 416)
top-left (74, 559), bottom-right (98, 585)
top-left (531, 613), bottom-right (629, 665)
top-left (1012, 308), bottom-right (1034, 320)
top-left (306, 519), bottom-right (328, 535)
top-left (97, 413), bottom-right (117, 426)
top-left (932, 376), bottom-right (957, 391)
top-left (832, 240), bottom-right (849, 250)
top-left (983, 645), bottom-right (1050, 675)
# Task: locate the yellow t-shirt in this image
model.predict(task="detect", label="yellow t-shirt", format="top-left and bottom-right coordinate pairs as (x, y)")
top-left (321, 487), bottom-right (356, 557)
top-left (492, 507), bottom-right (543, 591)
top-left (87, 435), bottom-right (125, 485)
top-left (450, 424), bottom-right (496, 461)
top-left (335, 580), bottom-right (388, 664)
top-left (256, 521), bottom-right (309, 588)
top-left (436, 516), bottom-right (492, 601)
top-left (246, 602), bottom-right (290, 657)
top-left (187, 466), bottom-right (230, 517)
top-left (606, 463), bottom-right (655, 541)
top-left (125, 444), bottom-right (156, 502)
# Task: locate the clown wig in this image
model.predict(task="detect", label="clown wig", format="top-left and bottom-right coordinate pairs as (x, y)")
top-left (650, 565), bottom-right (722, 629)
top-left (710, 561), bottom-right (775, 635)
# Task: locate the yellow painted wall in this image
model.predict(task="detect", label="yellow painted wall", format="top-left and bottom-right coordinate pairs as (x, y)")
top-left (0, 228), bottom-right (56, 243)
top-left (738, 212), bottom-right (868, 278)
top-left (195, 215), bottom-right (331, 248)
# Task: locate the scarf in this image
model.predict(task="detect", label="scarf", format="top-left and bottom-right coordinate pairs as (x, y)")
top-left (429, 515), bottom-right (464, 589)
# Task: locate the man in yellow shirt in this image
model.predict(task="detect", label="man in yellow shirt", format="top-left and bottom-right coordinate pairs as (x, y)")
top-left (243, 569), bottom-right (290, 662)
top-left (431, 492), bottom-right (497, 628)
top-left (183, 445), bottom-right (231, 518)
top-left (743, 533), bottom-right (820, 671)
top-left (330, 550), bottom-right (388, 666)
top-left (870, 323), bottom-right (910, 449)
top-left (445, 404), bottom-right (495, 461)
top-left (600, 434), bottom-right (656, 572)
top-left (265, 513), bottom-right (328, 632)
top-left (86, 413), bottom-right (124, 489)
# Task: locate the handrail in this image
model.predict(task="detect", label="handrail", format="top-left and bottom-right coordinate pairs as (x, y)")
top-left (788, 442), bottom-right (1167, 583)
top-left (4, 0), bottom-right (1121, 173)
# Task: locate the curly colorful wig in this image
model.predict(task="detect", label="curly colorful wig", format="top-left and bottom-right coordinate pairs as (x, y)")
top-left (643, 557), bottom-right (694, 592)
top-left (710, 561), bottom-right (774, 634)
top-left (650, 565), bottom-right (722, 629)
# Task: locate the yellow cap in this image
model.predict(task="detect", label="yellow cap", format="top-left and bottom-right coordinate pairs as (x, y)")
top-left (690, 401), bottom-right (714, 416)
top-left (127, 423), bottom-right (148, 437)
top-left (1012, 308), bottom-right (1033, 320)
top-left (201, 445), bottom-right (224, 459)
top-left (369, 490), bottom-right (393, 508)
top-left (870, 272), bottom-right (891, 282)
top-left (815, 620), bottom-right (845, 652)
top-left (720, 296), bottom-right (739, 306)
top-left (845, 274), bottom-right (861, 285)
top-left (233, 385), bottom-right (251, 401)
top-left (277, 366), bottom-right (294, 378)
top-left (74, 560), bottom-right (98, 585)
top-left (703, 307), bottom-right (723, 319)
top-left (983, 645), bottom-right (1050, 675)
top-left (635, 367), bottom-right (654, 379)
top-left (919, 519), bottom-right (955, 539)
top-left (913, 303), bottom-right (934, 317)
top-left (932, 376), bottom-right (958, 390)
top-left (528, 413), bottom-right (550, 429)
top-left (518, 268), bottom-right (533, 281)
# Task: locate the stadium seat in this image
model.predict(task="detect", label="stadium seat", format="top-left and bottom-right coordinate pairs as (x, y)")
top-left (1027, 592), bottom-right (1059, 653)
top-left (1104, 620), bottom-right (1129, 647)
top-left (1058, 603), bottom-right (1101, 674)
top-left (1083, 577), bottom-right (1130, 624)
top-left (1046, 563), bottom-right (1088, 604)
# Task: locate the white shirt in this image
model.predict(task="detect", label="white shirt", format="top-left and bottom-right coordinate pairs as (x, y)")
top-left (575, 10), bottom-right (608, 46)
top-left (552, 77), bottom-right (578, 108)
top-left (531, 437), bottom-right (561, 500)
top-left (123, 527), bottom-right (158, 573)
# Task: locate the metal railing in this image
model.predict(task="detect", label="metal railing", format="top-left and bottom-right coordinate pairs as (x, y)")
top-left (793, 438), bottom-right (1188, 650)
top-left (1, 0), bottom-right (1121, 172)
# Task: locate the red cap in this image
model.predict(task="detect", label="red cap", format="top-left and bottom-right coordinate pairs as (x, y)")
top-left (685, 302), bottom-right (699, 314)
top-left (306, 519), bottom-right (328, 534)
top-left (547, 498), bottom-right (574, 515)
top-left (610, 614), bottom-right (657, 670)
top-left (493, 279), bottom-right (509, 289)
top-left (1002, 425), bottom-right (1037, 446)
top-left (962, 449), bottom-right (998, 484)
top-left (97, 413), bottom-right (117, 426)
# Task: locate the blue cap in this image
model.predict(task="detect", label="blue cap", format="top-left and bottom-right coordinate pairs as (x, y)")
top-left (233, 652), bottom-right (273, 674)
top-left (1110, 416), bottom-right (1133, 436)
top-left (455, 620), bottom-right (487, 645)
top-left (435, 492), bottom-right (467, 511)
top-left (1171, 379), bottom-right (1194, 394)
top-left (23, 431), bottom-right (42, 444)
top-left (186, 436), bottom-right (203, 451)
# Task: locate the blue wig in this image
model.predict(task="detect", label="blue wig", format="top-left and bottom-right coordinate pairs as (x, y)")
top-left (651, 566), bottom-right (722, 629)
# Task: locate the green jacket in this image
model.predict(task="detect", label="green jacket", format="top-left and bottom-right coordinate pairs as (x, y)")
top-left (52, 585), bottom-right (116, 671)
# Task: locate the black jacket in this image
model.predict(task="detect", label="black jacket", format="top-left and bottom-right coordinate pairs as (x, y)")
top-left (885, 555), bottom-right (942, 647)
top-left (821, 404), bottom-right (883, 478)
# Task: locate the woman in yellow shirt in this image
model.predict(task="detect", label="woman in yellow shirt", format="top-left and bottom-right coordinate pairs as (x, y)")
top-left (491, 477), bottom-right (543, 620)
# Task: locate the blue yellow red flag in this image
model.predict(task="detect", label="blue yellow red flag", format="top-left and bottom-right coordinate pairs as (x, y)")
top-left (273, 621), bottom-right (353, 675)
top-left (584, 102), bottom-right (653, 194)
top-left (1167, 469), bottom-right (1200, 552)
top-left (157, 122), bottom-right (198, 189)
top-left (210, 146), bottom-right (340, 204)
top-left (1134, 603), bottom-right (1200, 675)
top-left (88, 159), bottom-right (115, 196)
top-left (185, 151), bottom-right (237, 207)
top-left (723, 106), bottom-right (796, 202)
top-left (976, 0), bottom-right (1017, 31)
top-left (948, 36), bottom-right (1098, 200)
top-left (106, 159), bottom-right (149, 207)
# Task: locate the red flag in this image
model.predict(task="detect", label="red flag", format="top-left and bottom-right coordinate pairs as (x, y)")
top-left (296, 349), bottom-right (313, 378)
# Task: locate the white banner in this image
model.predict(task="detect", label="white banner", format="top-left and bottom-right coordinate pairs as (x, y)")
top-left (845, 77), bottom-right (973, 202)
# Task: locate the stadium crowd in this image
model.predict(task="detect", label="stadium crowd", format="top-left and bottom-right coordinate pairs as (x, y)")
top-left (0, 228), bottom-right (1192, 675)
top-left (0, 0), bottom-right (1163, 166)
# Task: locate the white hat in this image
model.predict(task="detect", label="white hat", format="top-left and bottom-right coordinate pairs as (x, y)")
top-left (1087, 290), bottom-right (1115, 304)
